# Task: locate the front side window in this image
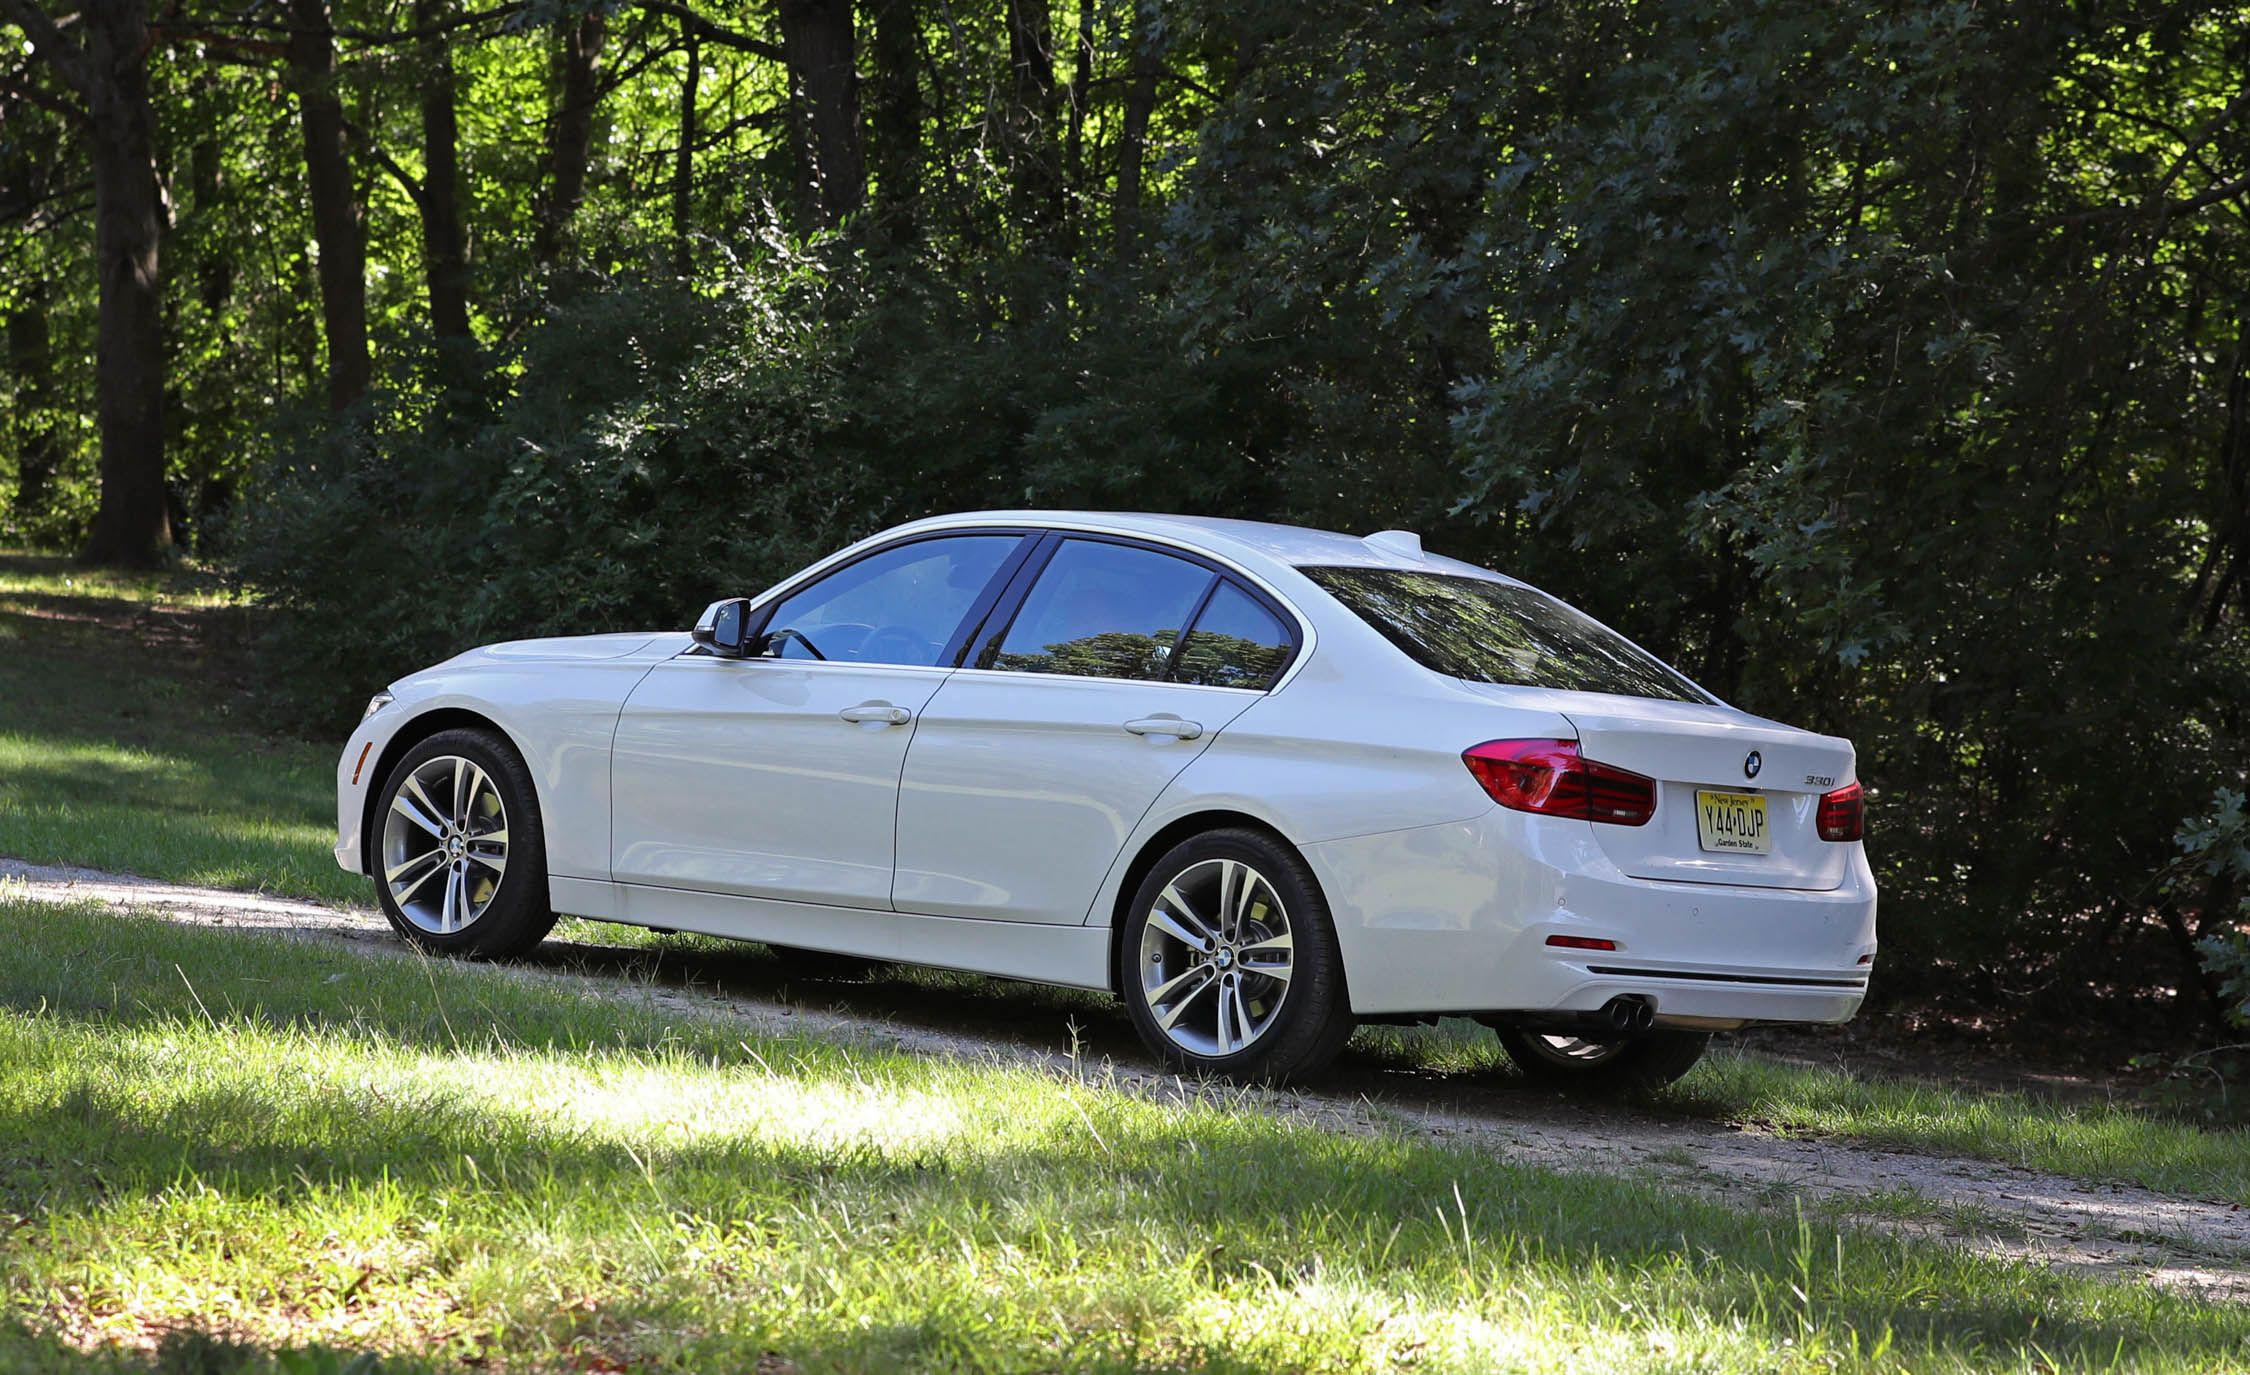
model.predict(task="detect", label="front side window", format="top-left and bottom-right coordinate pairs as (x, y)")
top-left (1174, 581), bottom-right (1293, 689)
top-left (1301, 566), bottom-right (1713, 703)
top-left (992, 540), bottom-right (1214, 680)
top-left (762, 535), bottom-right (1018, 667)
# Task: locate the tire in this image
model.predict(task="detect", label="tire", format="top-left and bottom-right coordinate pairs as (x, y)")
top-left (1117, 826), bottom-right (1355, 1083)
top-left (1493, 1026), bottom-right (1710, 1095)
top-left (371, 727), bottom-right (557, 958)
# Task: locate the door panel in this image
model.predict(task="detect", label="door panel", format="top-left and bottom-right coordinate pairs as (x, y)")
top-left (893, 673), bottom-right (1258, 922)
top-left (611, 659), bottom-right (946, 907)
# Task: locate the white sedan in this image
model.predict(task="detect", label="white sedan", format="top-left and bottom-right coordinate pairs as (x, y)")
top-left (335, 512), bottom-right (1875, 1086)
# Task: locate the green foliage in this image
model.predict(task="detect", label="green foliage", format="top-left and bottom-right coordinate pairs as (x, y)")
top-left (2179, 790), bottom-right (2250, 1029)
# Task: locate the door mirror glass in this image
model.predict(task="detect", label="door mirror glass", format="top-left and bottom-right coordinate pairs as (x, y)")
top-left (692, 597), bottom-right (755, 657)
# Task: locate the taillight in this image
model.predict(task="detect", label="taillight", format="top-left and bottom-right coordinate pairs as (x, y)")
top-left (1462, 739), bottom-right (1656, 826)
top-left (1545, 934), bottom-right (1618, 951)
top-left (1817, 782), bottom-right (1864, 842)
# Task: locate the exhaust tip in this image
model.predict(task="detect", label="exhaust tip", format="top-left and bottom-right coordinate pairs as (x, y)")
top-left (1601, 995), bottom-right (1655, 1035)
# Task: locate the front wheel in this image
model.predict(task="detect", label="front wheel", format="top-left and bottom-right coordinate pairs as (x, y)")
top-left (1118, 827), bottom-right (1355, 1083)
top-left (372, 728), bottom-right (557, 958)
top-left (1493, 1026), bottom-right (1710, 1094)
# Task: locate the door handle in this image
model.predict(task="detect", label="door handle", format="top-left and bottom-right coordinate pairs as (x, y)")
top-left (839, 703), bottom-right (912, 726)
top-left (1123, 716), bottom-right (1204, 741)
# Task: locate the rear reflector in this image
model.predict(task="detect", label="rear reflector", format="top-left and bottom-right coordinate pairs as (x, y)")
top-left (1817, 782), bottom-right (1864, 842)
top-left (1545, 934), bottom-right (1618, 951)
top-left (1463, 739), bottom-right (1656, 826)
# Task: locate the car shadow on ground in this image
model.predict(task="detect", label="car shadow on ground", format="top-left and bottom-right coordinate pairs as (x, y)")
top-left (524, 930), bottom-right (1639, 1128)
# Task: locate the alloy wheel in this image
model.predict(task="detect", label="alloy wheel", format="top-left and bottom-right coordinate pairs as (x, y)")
top-left (380, 754), bottom-right (511, 935)
top-left (1137, 857), bottom-right (1296, 1057)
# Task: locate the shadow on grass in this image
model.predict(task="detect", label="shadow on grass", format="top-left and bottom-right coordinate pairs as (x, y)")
top-left (0, 1320), bottom-right (392, 1374)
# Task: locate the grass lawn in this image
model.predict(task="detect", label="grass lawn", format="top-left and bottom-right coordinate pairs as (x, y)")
top-left (5, 552), bottom-right (2250, 1227)
top-left (5, 900), bottom-right (2249, 1374)
top-left (0, 554), bottom-right (361, 905)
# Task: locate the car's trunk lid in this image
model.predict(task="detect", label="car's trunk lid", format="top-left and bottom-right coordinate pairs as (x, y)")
top-left (1460, 685), bottom-right (1857, 891)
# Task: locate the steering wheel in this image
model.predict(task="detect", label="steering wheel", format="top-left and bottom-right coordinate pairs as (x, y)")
top-left (767, 627), bottom-right (829, 661)
top-left (857, 624), bottom-right (935, 666)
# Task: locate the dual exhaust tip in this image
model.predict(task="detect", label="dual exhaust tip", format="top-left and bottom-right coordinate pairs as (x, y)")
top-left (1480, 994), bottom-right (1658, 1040)
top-left (1599, 995), bottom-right (1655, 1035)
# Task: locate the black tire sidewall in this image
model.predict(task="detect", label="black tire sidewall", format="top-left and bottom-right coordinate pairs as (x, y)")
top-left (372, 727), bottom-right (554, 958)
top-left (1118, 827), bottom-right (1354, 1083)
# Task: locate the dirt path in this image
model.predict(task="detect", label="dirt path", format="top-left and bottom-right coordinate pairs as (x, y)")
top-left (7, 857), bottom-right (2247, 1304)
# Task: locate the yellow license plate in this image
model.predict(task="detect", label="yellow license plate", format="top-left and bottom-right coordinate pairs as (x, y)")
top-left (1695, 790), bottom-right (1770, 855)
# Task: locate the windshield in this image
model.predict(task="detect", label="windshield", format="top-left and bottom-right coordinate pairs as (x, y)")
top-left (1300, 566), bottom-right (1714, 704)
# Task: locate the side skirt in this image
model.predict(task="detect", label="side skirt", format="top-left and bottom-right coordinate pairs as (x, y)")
top-left (549, 876), bottom-right (1114, 992)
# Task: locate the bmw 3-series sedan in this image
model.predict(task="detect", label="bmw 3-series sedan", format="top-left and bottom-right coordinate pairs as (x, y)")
top-left (336, 512), bottom-right (1875, 1086)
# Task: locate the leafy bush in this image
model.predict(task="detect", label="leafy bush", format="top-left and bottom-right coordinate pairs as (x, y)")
top-left (2181, 790), bottom-right (2250, 1031)
top-left (237, 264), bottom-right (883, 729)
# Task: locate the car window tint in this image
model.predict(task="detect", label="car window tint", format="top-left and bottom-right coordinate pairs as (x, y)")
top-left (1174, 581), bottom-right (1292, 689)
top-left (1301, 566), bottom-right (1713, 704)
top-left (993, 540), bottom-right (1214, 680)
top-left (763, 536), bottom-right (1017, 667)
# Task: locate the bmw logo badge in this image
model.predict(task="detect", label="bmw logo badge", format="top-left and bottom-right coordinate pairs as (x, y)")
top-left (1744, 750), bottom-right (1763, 780)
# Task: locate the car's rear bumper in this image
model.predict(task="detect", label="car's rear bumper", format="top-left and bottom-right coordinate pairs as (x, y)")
top-left (1302, 807), bottom-right (1876, 1020)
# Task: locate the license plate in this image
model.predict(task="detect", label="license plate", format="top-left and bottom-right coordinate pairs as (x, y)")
top-left (1695, 790), bottom-right (1770, 855)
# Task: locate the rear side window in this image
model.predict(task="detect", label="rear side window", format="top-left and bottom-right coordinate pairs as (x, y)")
top-left (1301, 566), bottom-right (1713, 704)
top-left (993, 540), bottom-right (1213, 680)
top-left (1174, 582), bottom-right (1292, 689)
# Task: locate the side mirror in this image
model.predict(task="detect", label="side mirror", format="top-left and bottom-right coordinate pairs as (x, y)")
top-left (691, 598), bottom-right (760, 658)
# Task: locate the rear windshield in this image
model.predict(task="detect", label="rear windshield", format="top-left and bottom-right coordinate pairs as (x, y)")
top-left (1300, 566), bottom-right (1713, 704)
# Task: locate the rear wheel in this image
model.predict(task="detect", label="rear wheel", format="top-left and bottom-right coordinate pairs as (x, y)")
top-left (1493, 1026), bottom-right (1709, 1094)
top-left (373, 728), bottom-right (556, 958)
top-left (1118, 827), bottom-right (1354, 1083)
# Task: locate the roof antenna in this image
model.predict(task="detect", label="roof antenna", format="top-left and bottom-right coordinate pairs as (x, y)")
top-left (1362, 529), bottom-right (1424, 559)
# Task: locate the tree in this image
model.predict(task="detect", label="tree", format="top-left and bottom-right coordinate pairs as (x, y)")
top-left (287, 0), bottom-right (372, 409)
top-left (534, 5), bottom-right (608, 264)
top-left (2, 0), bottom-right (170, 565)
top-left (777, 0), bottom-right (864, 228)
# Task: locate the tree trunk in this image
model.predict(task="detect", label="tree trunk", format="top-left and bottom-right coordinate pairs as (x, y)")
top-left (536, 9), bottom-right (609, 263)
top-left (191, 137), bottom-right (233, 313)
top-left (79, 0), bottom-right (172, 566)
top-left (863, 0), bottom-right (920, 245)
top-left (288, 0), bottom-right (372, 409)
top-left (6, 294), bottom-right (60, 520)
top-left (673, 28), bottom-right (700, 272)
top-left (1114, 0), bottom-right (1160, 261)
top-left (417, 0), bottom-right (473, 342)
top-left (1003, 0), bottom-right (1060, 237)
top-left (778, 0), bottom-right (865, 229)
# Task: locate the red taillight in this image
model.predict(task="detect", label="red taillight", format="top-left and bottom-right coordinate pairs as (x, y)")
top-left (1462, 739), bottom-right (1656, 826)
top-left (1545, 934), bottom-right (1618, 951)
top-left (1817, 782), bottom-right (1864, 842)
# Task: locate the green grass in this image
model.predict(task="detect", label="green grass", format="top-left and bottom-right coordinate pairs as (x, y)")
top-left (1665, 1056), bottom-right (2250, 1206)
top-left (0, 554), bottom-right (361, 904)
top-left (4, 901), bottom-right (2248, 1374)
top-left (7, 552), bottom-right (2250, 1224)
